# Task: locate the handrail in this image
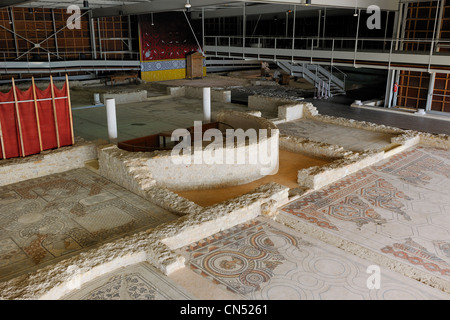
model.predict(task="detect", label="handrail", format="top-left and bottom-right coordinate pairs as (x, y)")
top-left (204, 35), bottom-right (450, 56)
top-left (204, 34), bottom-right (450, 73)
top-left (330, 65), bottom-right (347, 79)
top-left (206, 35), bottom-right (450, 43)
top-left (0, 50), bottom-right (140, 62)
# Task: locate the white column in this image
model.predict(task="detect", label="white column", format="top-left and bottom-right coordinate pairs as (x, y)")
top-left (203, 87), bottom-right (211, 122)
top-left (426, 72), bottom-right (436, 112)
top-left (384, 69), bottom-right (395, 108)
top-left (106, 98), bottom-right (118, 144)
top-left (93, 93), bottom-right (101, 105)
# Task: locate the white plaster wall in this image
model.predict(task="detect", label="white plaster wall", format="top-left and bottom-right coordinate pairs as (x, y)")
top-left (138, 110), bottom-right (279, 191)
top-left (278, 104), bottom-right (304, 121)
top-left (145, 138), bottom-right (278, 191)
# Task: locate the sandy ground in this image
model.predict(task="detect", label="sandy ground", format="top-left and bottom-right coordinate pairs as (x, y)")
top-left (173, 149), bottom-right (330, 207)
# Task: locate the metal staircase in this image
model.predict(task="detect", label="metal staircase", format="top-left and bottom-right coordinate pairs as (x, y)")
top-left (277, 61), bottom-right (347, 98)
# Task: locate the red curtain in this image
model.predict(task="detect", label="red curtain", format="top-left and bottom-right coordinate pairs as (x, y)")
top-left (15, 86), bottom-right (41, 156)
top-left (53, 82), bottom-right (73, 147)
top-left (0, 80), bottom-right (73, 160)
top-left (0, 90), bottom-right (21, 159)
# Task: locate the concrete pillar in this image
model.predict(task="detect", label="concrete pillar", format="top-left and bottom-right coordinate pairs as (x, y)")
top-left (106, 98), bottom-right (118, 144)
top-left (94, 93), bottom-right (101, 105)
top-left (203, 87), bottom-right (211, 122)
top-left (426, 72), bottom-right (436, 111)
top-left (393, 71), bottom-right (400, 106)
top-left (384, 69), bottom-right (396, 108)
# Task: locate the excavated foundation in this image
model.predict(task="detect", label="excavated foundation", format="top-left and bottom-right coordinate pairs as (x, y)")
top-left (0, 91), bottom-right (449, 300)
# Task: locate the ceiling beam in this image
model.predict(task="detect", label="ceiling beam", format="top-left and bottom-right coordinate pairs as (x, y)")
top-left (92, 0), bottom-right (245, 18)
top-left (0, 0), bottom-right (34, 8)
top-left (92, 0), bottom-right (400, 18)
top-left (190, 4), bottom-right (317, 19)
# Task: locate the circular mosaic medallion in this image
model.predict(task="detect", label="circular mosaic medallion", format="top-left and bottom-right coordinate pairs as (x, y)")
top-left (203, 251), bottom-right (249, 277)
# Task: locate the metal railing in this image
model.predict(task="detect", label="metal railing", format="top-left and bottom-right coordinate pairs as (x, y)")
top-left (206, 35), bottom-right (450, 54)
top-left (204, 35), bottom-right (450, 71)
top-left (0, 50), bottom-right (140, 74)
top-left (1, 50), bottom-right (140, 62)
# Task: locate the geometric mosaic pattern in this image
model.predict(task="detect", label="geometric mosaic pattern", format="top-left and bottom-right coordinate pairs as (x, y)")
top-left (182, 219), bottom-right (310, 296)
top-left (61, 262), bottom-right (195, 300)
top-left (282, 169), bottom-right (410, 231)
top-left (141, 59), bottom-right (206, 72)
top-left (0, 169), bottom-right (178, 283)
top-left (381, 238), bottom-right (450, 277)
top-left (374, 146), bottom-right (450, 186)
top-left (277, 119), bottom-right (395, 152)
top-left (280, 145), bottom-right (450, 281)
top-left (178, 218), bottom-right (450, 300)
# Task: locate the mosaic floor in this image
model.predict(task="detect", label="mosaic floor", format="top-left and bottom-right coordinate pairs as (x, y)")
top-left (280, 145), bottom-right (450, 283)
top-left (61, 262), bottom-right (195, 300)
top-left (174, 217), bottom-right (449, 300)
top-left (277, 119), bottom-right (395, 152)
top-left (0, 168), bottom-right (178, 282)
top-left (60, 216), bottom-right (449, 300)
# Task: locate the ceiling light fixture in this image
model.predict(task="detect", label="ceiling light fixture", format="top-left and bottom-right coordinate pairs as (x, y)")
top-left (353, 0), bottom-right (358, 17)
top-left (185, 0), bottom-right (192, 12)
top-left (305, 0), bottom-right (311, 6)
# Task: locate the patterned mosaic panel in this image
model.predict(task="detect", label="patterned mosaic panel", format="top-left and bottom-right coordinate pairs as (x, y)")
top-left (282, 169), bottom-right (408, 230)
top-left (0, 169), bottom-right (178, 282)
top-left (280, 145), bottom-right (450, 280)
top-left (277, 119), bottom-right (394, 152)
top-left (183, 220), bottom-right (308, 296)
top-left (374, 147), bottom-right (450, 187)
top-left (178, 218), bottom-right (449, 300)
top-left (381, 239), bottom-right (450, 277)
top-left (141, 59), bottom-right (187, 72)
top-left (62, 262), bottom-right (195, 300)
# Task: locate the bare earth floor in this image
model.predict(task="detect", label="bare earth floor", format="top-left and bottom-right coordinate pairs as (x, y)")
top-left (173, 149), bottom-right (331, 207)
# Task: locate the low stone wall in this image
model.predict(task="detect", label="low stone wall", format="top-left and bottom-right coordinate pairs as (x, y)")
top-left (101, 90), bottom-right (148, 104)
top-left (0, 138), bottom-right (98, 187)
top-left (278, 104), bottom-right (304, 121)
top-left (166, 86), bottom-right (231, 103)
top-left (418, 132), bottom-right (450, 149)
top-left (185, 86), bottom-right (231, 103)
top-left (297, 151), bottom-right (385, 190)
top-left (277, 102), bottom-right (450, 190)
top-left (248, 95), bottom-right (296, 114)
top-left (279, 135), bottom-right (351, 160)
top-left (97, 145), bottom-right (203, 216)
top-left (100, 110), bottom-right (279, 192)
